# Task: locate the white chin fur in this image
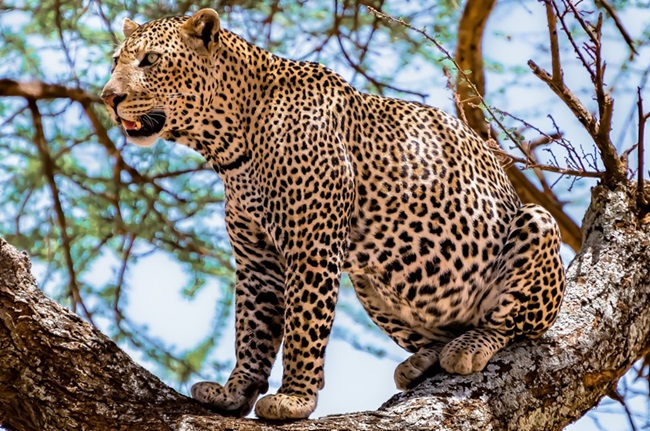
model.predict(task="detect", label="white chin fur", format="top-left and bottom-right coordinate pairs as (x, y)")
top-left (127, 134), bottom-right (160, 147)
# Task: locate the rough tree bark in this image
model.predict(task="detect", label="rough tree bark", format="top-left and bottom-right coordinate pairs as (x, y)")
top-left (1, 184), bottom-right (648, 431)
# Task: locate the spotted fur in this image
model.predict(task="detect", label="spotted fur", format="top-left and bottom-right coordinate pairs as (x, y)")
top-left (101, 9), bottom-right (566, 420)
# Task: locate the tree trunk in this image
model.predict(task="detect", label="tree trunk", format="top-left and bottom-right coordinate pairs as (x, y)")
top-left (1, 184), bottom-right (649, 431)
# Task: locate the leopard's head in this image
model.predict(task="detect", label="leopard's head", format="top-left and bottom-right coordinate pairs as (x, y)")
top-left (101, 9), bottom-right (221, 147)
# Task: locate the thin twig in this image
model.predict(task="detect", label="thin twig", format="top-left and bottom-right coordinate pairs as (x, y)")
top-left (545, 0), bottom-right (563, 84)
top-left (14, 189), bottom-right (34, 237)
top-left (335, 31), bottom-right (428, 99)
top-left (530, 0), bottom-right (627, 187)
top-left (607, 388), bottom-right (639, 431)
top-left (490, 106), bottom-right (591, 192)
top-left (552, 0), bottom-right (596, 83)
top-left (616, 63), bottom-right (650, 149)
top-left (93, 0), bottom-right (119, 46)
top-left (114, 232), bottom-right (136, 326)
top-left (444, 67), bottom-right (469, 125)
top-left (596, 0), bottom-right (638, 57)
top-left (492, 150), bottom-right (602, 178)
top-left (54, 0), bottom-right (81, 88)
top-left (367, 7), bottom-right (537, 168)
top-left (27, 99), bottom-right (94, 324)
top-left (636, 87), bottom-right (649, 212)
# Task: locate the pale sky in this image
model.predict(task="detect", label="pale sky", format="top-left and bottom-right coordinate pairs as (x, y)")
top-left (4, 0), bottom-right (650, 429)
top-left (112, 2), bottom-right (650, 428)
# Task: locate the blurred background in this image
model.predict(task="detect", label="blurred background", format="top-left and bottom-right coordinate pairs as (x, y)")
top-left (0, 0), bottom-right (648, 429)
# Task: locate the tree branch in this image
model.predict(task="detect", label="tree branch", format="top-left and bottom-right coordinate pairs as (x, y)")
top-left (596, 0), bottom-right (638, 57)
top-left (454, 0), bottom-right (496, 140)
top-left (27, 99), bottom-right (93, 322)
top-left (636, 87), bottom-right (649, 214)
top-left (1, 185), bottom-right (649, 430)
top-left (0, 78), bottom-right (101, 104)
top-left (368, 4), bottom-right (584, 252)
top-left (531, 1), bottom-right (628, 188)
top-left (545, 0), bottom-right (563, 84)
top-left (453, 0), bottom-right (583, 252)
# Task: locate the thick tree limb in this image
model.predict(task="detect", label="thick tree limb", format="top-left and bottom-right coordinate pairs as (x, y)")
top-left (454, 0), bottom-right (495, 140)
top-left (1, 185), bottom-right (649, 431)
top-left (0, 79), bottom-right (101, 104)
top-left (0, 241), bottom-right (210, 431)
top-left (454, 0), bottom-right (582, 252)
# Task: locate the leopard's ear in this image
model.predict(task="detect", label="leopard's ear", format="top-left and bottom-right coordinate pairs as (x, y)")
top-left (123, 18), bottom-right (140, 38)
top-left (181, 8), bottom-right (221, 56)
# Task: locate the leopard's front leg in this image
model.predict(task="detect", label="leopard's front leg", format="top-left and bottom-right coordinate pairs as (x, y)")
top-left (253, 158), bottom-right (353, 420)
top-left (254, 253), bottom-right (343, 420)
top-left (191, 234), bottom-right (285, 417)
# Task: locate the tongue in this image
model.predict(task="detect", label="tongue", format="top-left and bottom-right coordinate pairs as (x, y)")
top-left (122, 119), bottom-right (139, 130)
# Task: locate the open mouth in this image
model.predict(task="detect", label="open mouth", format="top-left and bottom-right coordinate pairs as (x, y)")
top-left (120, 111), bottom-right (166, 138)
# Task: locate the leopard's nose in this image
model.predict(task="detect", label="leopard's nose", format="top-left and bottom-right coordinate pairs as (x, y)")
top-left (101, 91), bottom-right (126, 109)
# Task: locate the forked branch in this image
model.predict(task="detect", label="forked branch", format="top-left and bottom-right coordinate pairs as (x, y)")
top-left (530, 0), bottom-right (627, 187)
top-left (369, 3), bottom-right (585, 251)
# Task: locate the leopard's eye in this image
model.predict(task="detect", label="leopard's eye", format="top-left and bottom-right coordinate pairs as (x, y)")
top-left (139, 52), bottom-right (160, 68)
top-left (111, 56), bottom-right (118, 72)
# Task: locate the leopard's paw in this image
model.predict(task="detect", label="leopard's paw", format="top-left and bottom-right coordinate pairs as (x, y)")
top-left (439, 333), bottom-right (498, 375)
top-left (191, 381), bottom-right (260, 417)
top-left (394, 347), bottom-right (441, 390)
top-left (254, 392), bottom-right (317, 420)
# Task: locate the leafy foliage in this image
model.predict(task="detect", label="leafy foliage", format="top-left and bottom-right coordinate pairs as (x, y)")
top-left (0, 1), bottom-right (648, 428)
top-left (0, 0), bottom-right (464, 385)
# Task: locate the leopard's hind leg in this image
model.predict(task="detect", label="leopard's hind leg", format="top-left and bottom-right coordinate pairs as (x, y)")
top-left (440, 204), bottom-right (566, 374)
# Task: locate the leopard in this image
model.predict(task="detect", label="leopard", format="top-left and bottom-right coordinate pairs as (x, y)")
top-left (101, 8), bottom-right (566, 421)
